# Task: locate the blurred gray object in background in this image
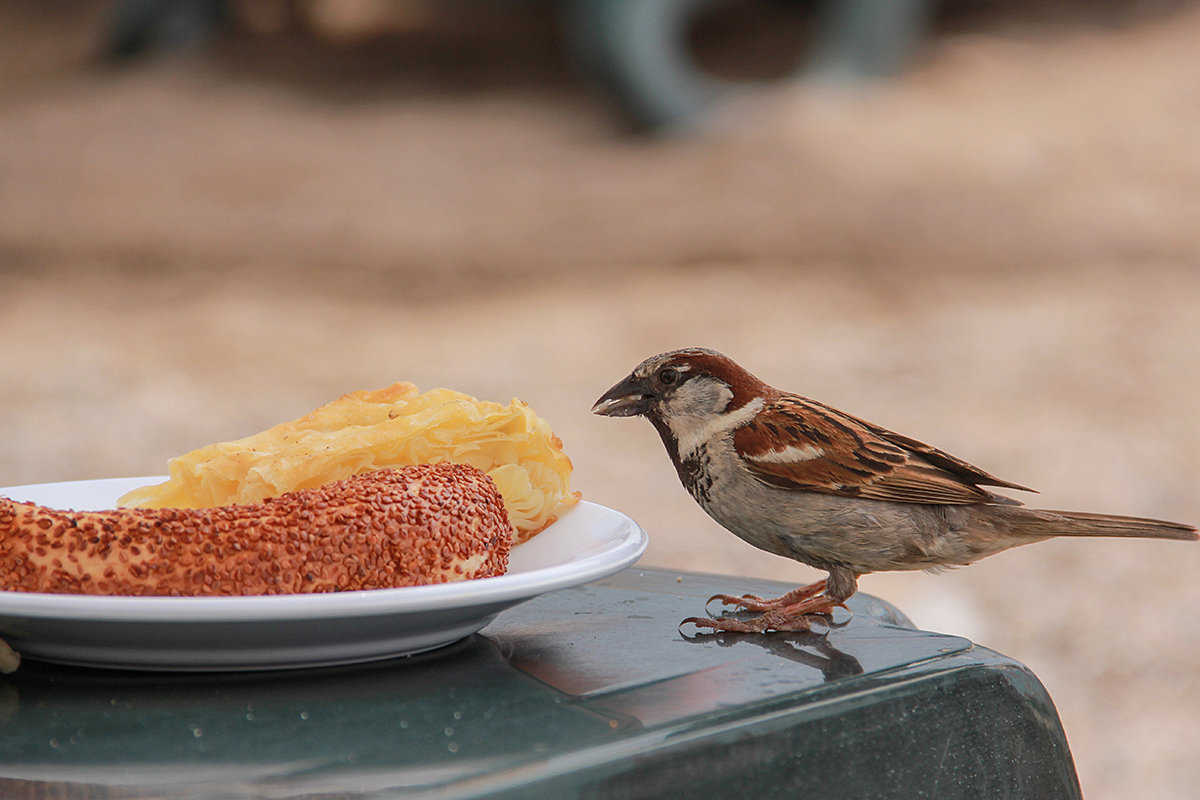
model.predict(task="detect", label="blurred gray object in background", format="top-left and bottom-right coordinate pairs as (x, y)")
top-left (103, 0), bottom-right (935, 130)
top-left (563, 0), bottom-right (935, 129)
top-left (107, 0), bottom-right (227, 57)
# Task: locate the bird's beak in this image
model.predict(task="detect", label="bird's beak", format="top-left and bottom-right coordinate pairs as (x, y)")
top-left (592, 376), bottom-right (653, 417)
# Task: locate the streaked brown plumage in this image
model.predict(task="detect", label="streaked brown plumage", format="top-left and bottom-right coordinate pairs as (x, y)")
top-left (594, 348), bottom-right (1197, 633)
top-left (0, 463), bottom-right (512, 596)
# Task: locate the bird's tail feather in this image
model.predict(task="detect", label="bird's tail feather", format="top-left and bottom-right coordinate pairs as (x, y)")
top-left (1023, 509), bottom-right (1197, 541)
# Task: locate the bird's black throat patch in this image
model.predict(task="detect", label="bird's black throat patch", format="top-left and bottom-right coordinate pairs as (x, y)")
top-left (647, 414), bottom-right (713, 505)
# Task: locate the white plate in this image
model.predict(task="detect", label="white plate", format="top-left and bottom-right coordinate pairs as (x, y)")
top-left (0, 477), bottom-right (647, 671)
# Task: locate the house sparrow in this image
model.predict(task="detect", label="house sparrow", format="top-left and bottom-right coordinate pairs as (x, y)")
top-left (593, 348), bottom-right (1197, 633)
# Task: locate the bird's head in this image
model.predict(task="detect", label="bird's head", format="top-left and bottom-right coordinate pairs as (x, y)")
top-left (592, 348), bottom-right (768, 427)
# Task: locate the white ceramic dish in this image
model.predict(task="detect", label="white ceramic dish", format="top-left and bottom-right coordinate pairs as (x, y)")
top-left (0, 477), bottom-right (647, 671)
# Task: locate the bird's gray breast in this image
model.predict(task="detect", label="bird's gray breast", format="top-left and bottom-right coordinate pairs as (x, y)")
top-left (677, 438), bottom-right (805, 560)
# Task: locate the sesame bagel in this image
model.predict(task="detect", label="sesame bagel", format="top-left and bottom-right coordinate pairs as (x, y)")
top-left (0, 463), bottom-right (512, 596)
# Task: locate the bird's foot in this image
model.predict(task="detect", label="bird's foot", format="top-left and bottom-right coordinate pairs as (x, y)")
top-left (685, 587), bottom-right (849, 634)
top-left (705, 578), bottom-right (828, 614)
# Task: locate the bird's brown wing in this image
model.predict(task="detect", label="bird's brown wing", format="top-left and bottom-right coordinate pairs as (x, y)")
top-left (732, 393), bottom-right (1033, 505)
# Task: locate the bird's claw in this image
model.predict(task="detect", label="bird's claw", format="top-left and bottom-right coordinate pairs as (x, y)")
top-left (704, 592), bottom-right (770, 614)
top-left (687, 586), bottom-right (854, 636)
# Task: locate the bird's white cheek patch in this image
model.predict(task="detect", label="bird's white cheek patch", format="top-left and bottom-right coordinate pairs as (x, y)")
top-left (670, 397), bottom-right (765, 459)
top-left (747, 444), bottom-right (826, 464)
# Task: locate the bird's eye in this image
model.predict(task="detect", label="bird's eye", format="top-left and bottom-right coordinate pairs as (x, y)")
top-left (657, 367), bottom-right (679, 386)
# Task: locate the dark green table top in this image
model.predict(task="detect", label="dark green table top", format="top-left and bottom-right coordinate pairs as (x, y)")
top-left (0, 568), bottom-right (1081, 799)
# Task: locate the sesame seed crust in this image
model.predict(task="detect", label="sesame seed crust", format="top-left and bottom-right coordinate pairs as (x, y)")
top-left (0, 463), bottom-right (512, 596)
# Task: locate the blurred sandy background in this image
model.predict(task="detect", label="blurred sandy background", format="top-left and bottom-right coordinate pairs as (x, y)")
top-left (2, 1), bottom-right (1200, 797)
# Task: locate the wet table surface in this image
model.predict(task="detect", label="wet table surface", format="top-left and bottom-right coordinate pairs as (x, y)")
top-left (0, 568), bottom-right (1081, 799)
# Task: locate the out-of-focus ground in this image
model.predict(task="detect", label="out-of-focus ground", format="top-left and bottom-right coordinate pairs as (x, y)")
top-left (2, 1), bottom-right (1199, 797)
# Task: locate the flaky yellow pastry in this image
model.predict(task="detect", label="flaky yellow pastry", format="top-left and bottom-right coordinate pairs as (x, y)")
top-left (118, 383), bottom-right (578, 543)
top-left (0, 464), bottom-right (511, 597)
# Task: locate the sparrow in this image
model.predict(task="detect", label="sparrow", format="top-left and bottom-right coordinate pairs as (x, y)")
top-left (593, 348), bottom-right (1198, 633)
